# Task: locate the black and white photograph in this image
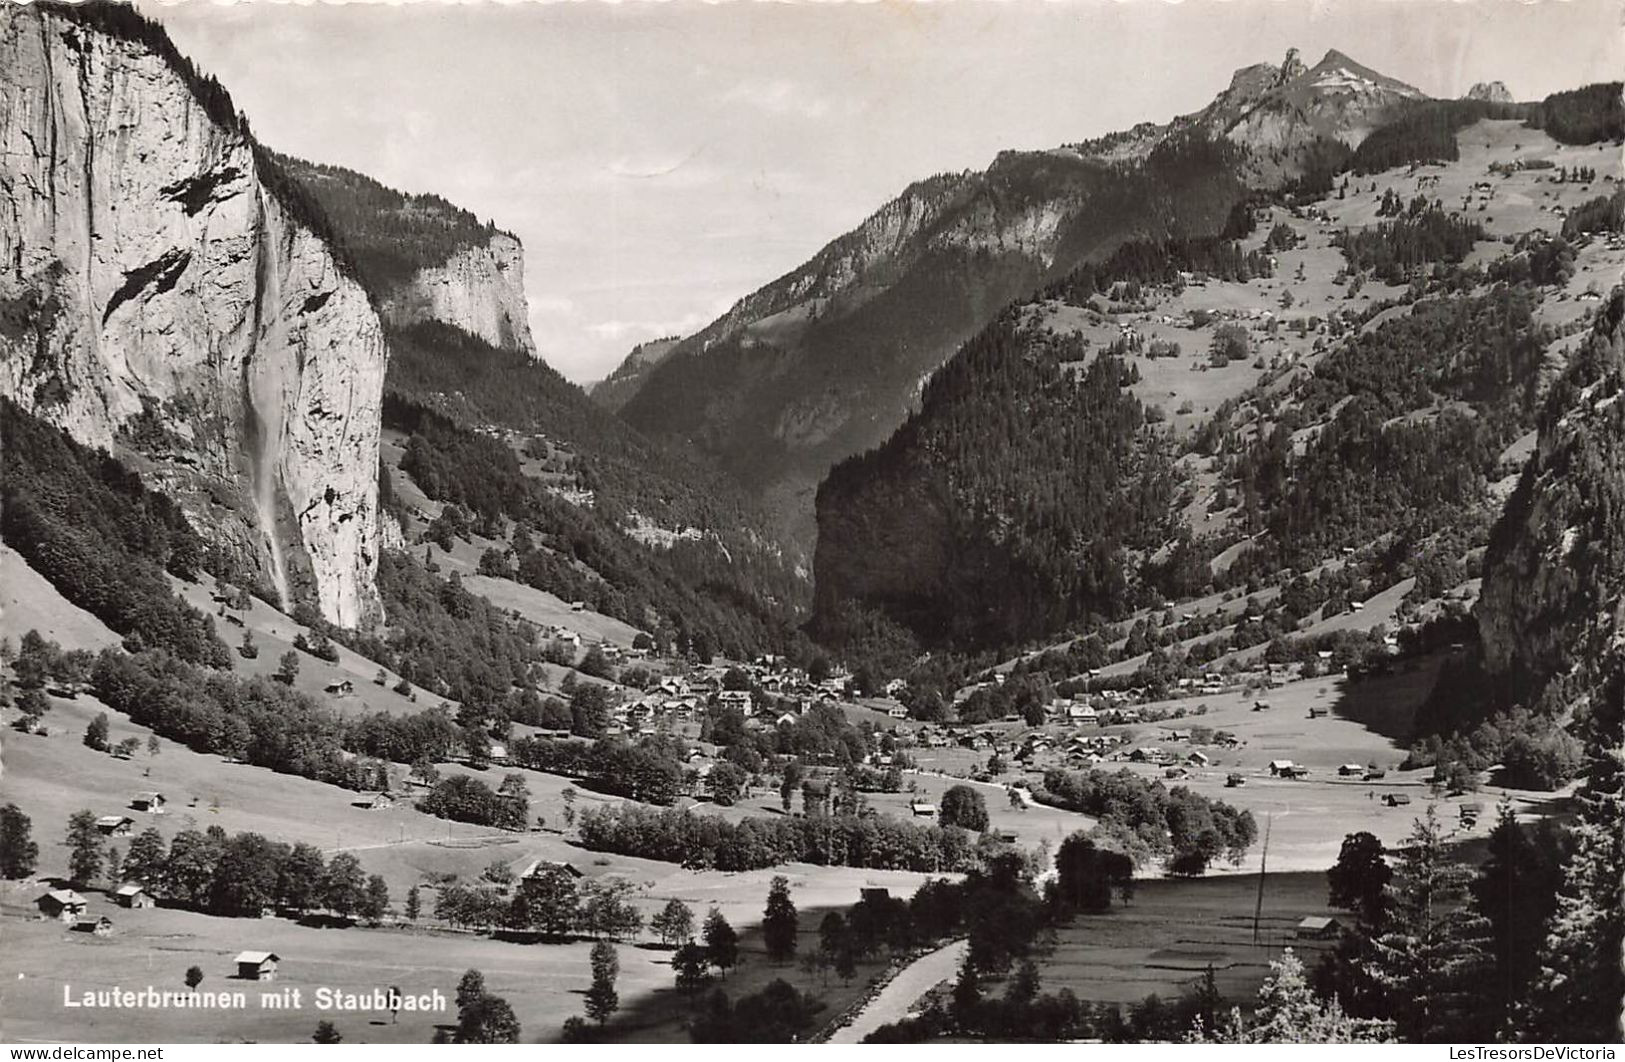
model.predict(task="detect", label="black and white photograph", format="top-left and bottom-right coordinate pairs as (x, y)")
top-left (0, 0), bottom-right (1621, 1048)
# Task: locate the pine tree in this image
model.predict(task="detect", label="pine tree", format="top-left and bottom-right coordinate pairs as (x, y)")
top-left (1369, 806), bottom-right (1492, 1042)
top-left (1469, 804), bottom-right (1562, 1031)
top-left (1524, 663), bottom-right (1623, 1041)
top-left (1195, 950), bottom-right (1393, 1043)
top-left (703, 906), bottom-right (739, 976)
top-left (0, 804), bottom-right (39, 878)
top-left (762, 875), bottom-right (798, 963)
top-left (405, 885), bottom-right (421, 921)
top-left (65, 810), bottom-right (104, 886)
top-left (584, 940), bottom-right (619, 1024)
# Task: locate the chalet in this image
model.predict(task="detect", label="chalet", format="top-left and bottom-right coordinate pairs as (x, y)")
top-left (1459, 802), bottom-right (1485, 826)
top-left (1382, 793), bottom-right (1412, 807)
top-left (569, 601), bottom-right (586, 612)
top-left (487, 743), bottom-right (509, 763)
top-left (365, 792), bottom-right (395, 810)
top-left (1129, 747), bottom-right (1164, 764)
top-left (1186, 751), bottom-right (1211, 767)
top-left (95, 815), bottom-right (135, 837)
top-left (995, 830), bottom-right (1019, 844)
top-left (71, 916), bottom-right (115, 937)
top-left (909, 802), bottom-right (938, 819)
top-left (859, 887), bottom-right (891, 903)
top-left (132, 792), bottom-right (166, 814)
top-left (324, 679), bottom-right (355, 697)
top-left (885, 704), bottom-right (909, 719)
top-left (114, 884), bottom-right (155, 909)
top-left (1338, 764), bottom-right (1366, 777)
top-left (718, 689), bottom-right (753, 713)
top-left (519, 859), bottom-right (584, 880)
top-left (884, 678), bottom-right (908, 697)
top-left (37, 889), bottom-right (87, 922)
top-left (1364, 769), bottom-right (1388, 781)
top-left (775, 712), bottom-right (800, 727)
top-left (1067, 704), bottom-right (1098, 725)
top-left (234, 951), bottom-right (280, 981)
top-left (1295, 916), bottom-right (1342, 940)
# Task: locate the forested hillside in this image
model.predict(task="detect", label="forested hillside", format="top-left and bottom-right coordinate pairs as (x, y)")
top-left (814, 313), bottom-right (1178, 652)
top-left (811, 84), bottom-right (1625, 678)
top-left (274, 155), bottom-right (502, 290)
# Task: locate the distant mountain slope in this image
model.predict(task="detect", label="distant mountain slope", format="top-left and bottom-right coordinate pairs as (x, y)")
top-left (620, 133), bottom-right (1252, 543)
top-left (591, 335), bottom-right (682, 412)
top-left (617, 49), bottom-right (1447, 545)
top-left (811, 88), bottom-right (1623, 658)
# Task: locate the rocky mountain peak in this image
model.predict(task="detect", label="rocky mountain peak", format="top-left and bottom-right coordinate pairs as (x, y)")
top-left (1278, 47), bottom-right (1307, 85)
top-left (1466, 80), bottom-right (1515, 104)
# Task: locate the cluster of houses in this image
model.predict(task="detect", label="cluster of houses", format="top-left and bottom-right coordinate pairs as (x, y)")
top-left (33, 791), bottom-right (176, 937)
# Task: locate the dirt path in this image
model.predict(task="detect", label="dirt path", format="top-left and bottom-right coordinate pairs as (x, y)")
top-left (828, 938), bottom-right (968, 1043)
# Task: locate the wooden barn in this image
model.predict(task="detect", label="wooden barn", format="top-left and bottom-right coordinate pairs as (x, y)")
top-left (114, 884), bottom-right (156, 909)
top-left (234, 951), bottom-right (280, 981)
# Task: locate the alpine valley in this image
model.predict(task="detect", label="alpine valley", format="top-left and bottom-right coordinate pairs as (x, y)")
top-left (0, 1), bottom-right (1620, 1048)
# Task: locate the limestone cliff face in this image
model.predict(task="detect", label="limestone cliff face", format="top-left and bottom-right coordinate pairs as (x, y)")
top-left (380, 230), bottom-right (538, 358)
top-left (1477, 290), bottom-right (1625, 707)
top-left (0, 4), bottom-right (385, 628)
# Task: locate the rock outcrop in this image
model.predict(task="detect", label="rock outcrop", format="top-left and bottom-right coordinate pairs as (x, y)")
top-left (379, 231), bottom-right (538, 358)
top-left (1466, 81), bottom-right (1515, 104)
top-left (0, 3), bottom-right (385, 627)
top-left (1478, 289), bottom-right (1625, 708)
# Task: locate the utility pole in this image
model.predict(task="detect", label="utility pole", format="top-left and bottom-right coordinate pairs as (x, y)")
top-left (1252, 813), bottom-right (1272, 946)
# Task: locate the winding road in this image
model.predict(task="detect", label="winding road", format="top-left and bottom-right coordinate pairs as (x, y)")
top-left (828, 939), bottom-right (969, 1044)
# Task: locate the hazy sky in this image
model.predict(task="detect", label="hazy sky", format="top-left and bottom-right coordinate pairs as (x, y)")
top-left (146, 0), bottom-right (1623, 382)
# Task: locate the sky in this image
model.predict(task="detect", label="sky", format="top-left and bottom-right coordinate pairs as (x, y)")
top-left (146, 0), bottom-right (1624, 383)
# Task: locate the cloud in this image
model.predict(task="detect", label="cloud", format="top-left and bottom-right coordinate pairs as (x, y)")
top-left (719, 78), bottom-right (835, 120)
top-left (530, 294), bottom-right (578, 317)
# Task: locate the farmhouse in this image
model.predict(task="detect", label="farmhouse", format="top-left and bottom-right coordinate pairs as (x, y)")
top-left (1382, 793), bottom-right (1412, 807)
top-left (1067, 704), bottom-right (1098, 724)
top-left (71, 916), bottom-right (115, 937)
top-left (1186, 751), bottom-right (1211, 766)
top-left (131, 792), bottom-right (166, 813)
top-left (860, 887), bottom-right (891, 903)
top-left (1267, 759), bottom-right (1297, 776)
top-left (365, 792), bottom-right (395, 810)
top-left (114, 884), bottom-right (155, 909)
top-left (1338, 764), bottom-right (1366, 777)
top-left (1296, 916), bottom-right (1342, 940)
top-left (37, 889), bottom-right (87, 922)
top-left (95, 815), bottom-right (135, 837)
top-left (324, 679), bottom-right (355, 696)
top-left (885, 704), bottom-right (909, 719)
top-left (234, 951), bottom-right (280, 981)
top-left (909, 802), bottom-right (938, 819)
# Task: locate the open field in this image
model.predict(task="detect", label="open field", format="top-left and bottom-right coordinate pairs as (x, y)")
top-left (1036, 871), bottom-right (1339, 1005)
